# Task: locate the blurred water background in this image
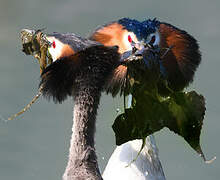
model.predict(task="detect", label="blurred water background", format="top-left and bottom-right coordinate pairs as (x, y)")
top-left (0, 0), bottom-right (219, 179)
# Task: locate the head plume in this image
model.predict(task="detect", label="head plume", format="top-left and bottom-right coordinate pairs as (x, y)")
top-left (118, 18), bottom-right (159, 41)
top-left (158, 22), bottom-right (201, 91)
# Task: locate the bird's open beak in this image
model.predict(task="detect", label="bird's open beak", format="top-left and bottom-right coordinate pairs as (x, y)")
top-left (132, 41), bottom-right (149, 56)
top-left (120, 41), bottom-right (149, 62)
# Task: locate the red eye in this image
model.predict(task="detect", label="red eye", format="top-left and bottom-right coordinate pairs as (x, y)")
top-left (52, 41), bottom-right (56, 48)
top-left (149, 35), bottom-right (156, 45)
top-left (128, 35), bottom-right (132, 43)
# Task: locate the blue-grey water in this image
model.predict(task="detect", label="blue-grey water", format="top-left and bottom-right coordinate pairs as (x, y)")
top-left (0, 0), bottom-right (219, 179)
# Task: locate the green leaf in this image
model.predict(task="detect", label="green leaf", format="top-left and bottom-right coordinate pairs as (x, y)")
top-left (113, 49), bottom-right (210, 161)
top-left (113, 90), bottom-right (208, 160)
top-left (113, 89), bottom-right (172, 145)
top-left (165, 91), bottom-right (206, 159)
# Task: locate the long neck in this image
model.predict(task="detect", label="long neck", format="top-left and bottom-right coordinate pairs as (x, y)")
top-left (61, 45), bottom-right (119, 180)
top-left (63, 84), bottom-right (103, 180)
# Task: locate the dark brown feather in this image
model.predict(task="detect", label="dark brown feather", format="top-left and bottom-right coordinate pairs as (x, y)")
top-left (159, 23), bottom-right (201, 91)
top-left (105, 65), bottom-right (128, 96)
top-left (40, 45), bottom-right (120, 103)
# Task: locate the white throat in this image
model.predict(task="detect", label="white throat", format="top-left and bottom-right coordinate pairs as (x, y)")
top-left (46, 37), bottom-right (65, 61)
